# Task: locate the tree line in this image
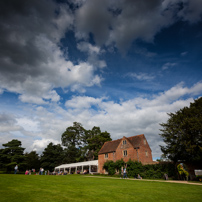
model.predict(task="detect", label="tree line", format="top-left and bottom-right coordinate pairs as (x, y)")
top-left (1, 97), bottom-right (201, 179)
top-left (0, 122), bottom-right (111, 173)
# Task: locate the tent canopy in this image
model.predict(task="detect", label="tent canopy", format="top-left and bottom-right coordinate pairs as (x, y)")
top-left (55, 160), bottom-right (98, 171)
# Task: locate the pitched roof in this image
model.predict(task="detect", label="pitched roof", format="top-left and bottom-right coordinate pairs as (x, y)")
top-left (98, 134), bottom-right (145, 154)
top-left (98, 139), bottom-right (121, 154)
top-left (127, 134), bottom-right (145, 148)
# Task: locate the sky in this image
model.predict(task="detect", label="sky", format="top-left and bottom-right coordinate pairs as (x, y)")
top-left (0, 0), bottom-right (202, 160)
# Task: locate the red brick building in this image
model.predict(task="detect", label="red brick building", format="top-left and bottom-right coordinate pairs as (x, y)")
top-left (98, 134), bottom-right (154, 173)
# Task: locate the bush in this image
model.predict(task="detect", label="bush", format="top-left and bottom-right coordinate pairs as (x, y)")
top-left (103, 159), bottom-right (176, 179)
top-left (103, 160), bottom-right (116, 175)
top-left (126, 160), bottom-right (143, 178)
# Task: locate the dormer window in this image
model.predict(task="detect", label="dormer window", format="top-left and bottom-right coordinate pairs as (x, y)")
top-left (123, 140), bottom-right (127, 145)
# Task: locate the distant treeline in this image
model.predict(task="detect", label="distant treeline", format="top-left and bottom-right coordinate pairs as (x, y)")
top-left (0, 122), bottom-right (111, 172)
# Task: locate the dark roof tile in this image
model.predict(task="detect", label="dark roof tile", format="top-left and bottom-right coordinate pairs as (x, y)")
top-left (98, 134), bottom-right (145, 154)
top-left (98, 139), bottom-right (121, 154)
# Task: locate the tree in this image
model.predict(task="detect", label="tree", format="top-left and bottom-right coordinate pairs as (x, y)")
top-left (0, 139), bottom-right (25, 172)
top-left (86, 126), bottom-right (112, 160)
top-left (61, 122), bottom-right (112, 162)
top-left (24, 151), bottom-right (40, 171)
top-left (61, 122), bottom-right (86, 163)
top-left (40, 142), bottom-right (64, 171)
top-left (159, 97), bottom-right (202, 179)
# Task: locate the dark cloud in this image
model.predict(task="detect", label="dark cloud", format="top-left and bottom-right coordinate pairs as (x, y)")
top-left (74, 0), bottom-right (202, 52)
top-left (0, 0), bottom-right (70, 69)
top-left (75, 0), bottom-right (112, 45)
top-left (0, 0), bottom-right (101, 103)
top-left (0, 0), bottom-right (202, 104)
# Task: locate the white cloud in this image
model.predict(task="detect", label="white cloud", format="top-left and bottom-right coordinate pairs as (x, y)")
top-left (0, 1), bottom-right (103, 105)
top-left (65, 96), bottom-right (106, 109)
top-left (77, 42), bottom-right (106, 68)
top-left (162, 62), bottom-right (177, 70)
top-left (181, 51), bottom-right (188, 56)
top-left (1, 0), bottom-right (202, 160)
top-left (0, 113), bottom-right (23, 132)
top-left (32, 138), bottom-right (60, 153)
top-left (127, 72), bottom-right (155, 81)
top-left (1, 81), bottom-right (202, 158)
top-left (77, 42), bottom-right (101, 55)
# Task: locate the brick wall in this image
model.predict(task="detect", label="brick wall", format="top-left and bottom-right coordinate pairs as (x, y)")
top-left (98, 152), bottom-right (115, 173)
top-left (115, 138), bottom-right (138, 162)
top-left (137, 138), bottom-right (153, 164)
top-left (98, 135), bottom-right (154, 173)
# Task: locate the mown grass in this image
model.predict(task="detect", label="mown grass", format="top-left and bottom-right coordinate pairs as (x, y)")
top-left (0, 174), bottom-right (201, 202)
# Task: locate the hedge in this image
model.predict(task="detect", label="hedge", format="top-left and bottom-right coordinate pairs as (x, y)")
top-left (103, 159), bottom-right (177, 179)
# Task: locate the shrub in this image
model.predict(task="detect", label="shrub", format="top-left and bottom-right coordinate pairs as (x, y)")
top-left (103, 159), bottom-right (176, 179)
top-left (103, 160), bottom-right (116, 175)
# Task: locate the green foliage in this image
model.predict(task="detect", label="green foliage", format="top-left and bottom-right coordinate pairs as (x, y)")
top-left (40, 143), bottom-right (64, 171)
top-left (103, 160), bottom-right (116, 175)
top-left (159, 97), bottom-right (202, 166)
top-left (1, 122), bottom-right (111, 172)
top-left (61, 122), bottom-right (111, 163)
top-left (24, 151), bottom-right (40, 170)
top-left (86, 126), bottom-right (111, 160)
top-left (126, 160), bottom-right (143, 178)
top-left (0, 139), bottom-right (25, 172)
top-left (177, 164), bottom-right (189, 180)
top-left (103, 159), bottom-right (176, 179)
top-left (114, 159), bottom-right (125, 174)
top-left (62, 122), bottom-right (87, 163)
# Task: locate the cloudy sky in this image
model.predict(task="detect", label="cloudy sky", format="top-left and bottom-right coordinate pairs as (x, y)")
top-left (0, 0), bottom-right (202, 160)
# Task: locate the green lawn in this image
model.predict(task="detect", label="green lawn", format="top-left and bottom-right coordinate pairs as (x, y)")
top-left (0, 174), bottom-right (201, 202)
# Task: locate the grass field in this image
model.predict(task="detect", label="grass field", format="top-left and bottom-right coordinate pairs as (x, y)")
top-left (0, 174), bottom-right (201, 202)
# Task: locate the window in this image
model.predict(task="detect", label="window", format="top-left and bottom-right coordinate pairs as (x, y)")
top-left (123, 140), bottom-right (127, 145)
top-left (145, 151), bottom-right (148, 157)
top-left (123, 150), bottom-right (127, 157)
top-left (105, 153), bottom-right (108, 158)
top-left (144, 139), bottom-right (146, 145)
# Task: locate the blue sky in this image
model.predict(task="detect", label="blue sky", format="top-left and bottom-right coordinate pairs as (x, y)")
top-left (0, 0), bottom-right (202, 160)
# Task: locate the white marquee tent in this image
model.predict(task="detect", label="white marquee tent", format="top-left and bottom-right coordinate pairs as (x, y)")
top-left (54, 160), bottom-right (98, 174)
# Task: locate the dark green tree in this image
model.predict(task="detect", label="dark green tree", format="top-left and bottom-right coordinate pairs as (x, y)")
top-left (86, 127), bottom-right (112, 160)
top-left (24, 151), bottom-right (40, 171)
top-left (61, 122), bottom-right (87, 163)
top-left (0, 139), bottom-right (25, 172)
top-left (40, 142), bottom-right (64, 171)
top-left (159, 97), bottom-right (202, 179)
top-left (61, 122), bottom-right (111, 162)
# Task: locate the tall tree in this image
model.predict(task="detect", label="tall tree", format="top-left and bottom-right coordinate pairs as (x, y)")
top-left (40, 142), bottom-right (64, 171)
top-left (159, 97), bottom-right (202, 179)
top-left (25, 151), bottom-right (40, 171)
top-left (86, 126), bottom-right (112, 160)
top-left (61, 123), bottom-right (112, 162)
top-left (61, 122), bottom-right (86, 163)
top-left (0, 139), bottom-right (25, 172)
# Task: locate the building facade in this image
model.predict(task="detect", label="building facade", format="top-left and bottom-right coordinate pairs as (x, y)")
top-left (98, 134), bottom-right (154, 174)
